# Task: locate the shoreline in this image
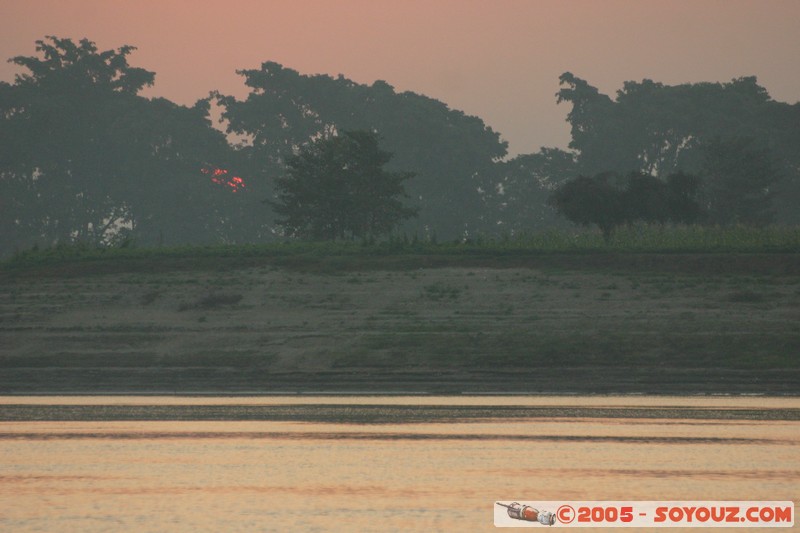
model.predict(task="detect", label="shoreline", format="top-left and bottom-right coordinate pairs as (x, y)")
top-left (3, 397), bottom-right (799, 423)
top-left (3, 253), bottom-right (798, 397)
top-left (3, 389), bottom-right (795, 395)
top-left (2, 367), bottom-right (799, 396)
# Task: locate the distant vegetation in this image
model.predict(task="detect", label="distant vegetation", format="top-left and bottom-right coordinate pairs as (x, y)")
top-left (3, 225), bottom-right (799, 276)
top-left (273, 130), bottom-right (417, 239)
top-left (2, 37), bottom-right (799, 258)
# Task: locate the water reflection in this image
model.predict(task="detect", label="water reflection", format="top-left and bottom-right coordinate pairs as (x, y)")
top-left (0, 430), bottom-right (793, 445)
top-left (1, 396), bottom-right (798, 532)
top-left (2, 402), bottom-right (799, 423)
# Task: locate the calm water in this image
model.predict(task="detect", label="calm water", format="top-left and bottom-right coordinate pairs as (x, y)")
top-left (0, 396), bottom-right (798, 532)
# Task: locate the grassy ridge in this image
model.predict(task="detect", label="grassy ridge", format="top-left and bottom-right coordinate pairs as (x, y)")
top-left (2, 225), bottom-right (798, 394)
top-left (3, 225), bottom-right (800, 275)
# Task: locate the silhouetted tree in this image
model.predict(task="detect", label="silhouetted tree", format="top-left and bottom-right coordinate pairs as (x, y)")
top-left (555, 73), bottom-right (799, 223)
top-left (492, 147), bottom-right (579, 232)
top-left (621, 173), bottom-right (671, 224)
top-left (0, 36), bottom-right (238, 253)
top-left (216, 62), bottom-right (506, 239)
top-left (548, 173), bottom-right (625, 240)
top-left (665, 171), bottom-right (705, 224)
top-left (0, 37), bottom-right (155, 250)
top-left (700, 137), bottom-right (778, 226)
top-left (273, 130), bottom-right (416, 240)
top-left (549, 170), bottom-right (705, 240)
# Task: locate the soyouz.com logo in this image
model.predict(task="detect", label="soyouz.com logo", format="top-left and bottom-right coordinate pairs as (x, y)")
top-left (494, 501), bottom-right (794, 527)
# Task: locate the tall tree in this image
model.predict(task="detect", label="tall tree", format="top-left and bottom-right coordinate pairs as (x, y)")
top-left (216, 62), bottom-right (507, 239)
top-left (0, 37), bottom-right (155, 249)
top-left (548, 173), bottom-right (625, 241)
top-left (549, 171), bottom-right (704, 240)
top-left (555, 73), bottom-right (799, 223)
top-left (273, 130), bottom-right (416, 240)
top-left (0, 36), bottom-right (240, 253)
top-left (700, 137), bottom-right (778, 226)
top-left (492, 147), bottom-right (579, 232)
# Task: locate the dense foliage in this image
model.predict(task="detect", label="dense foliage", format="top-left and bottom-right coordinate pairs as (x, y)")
top-left (273, 130), bottom-right (416, 239)
top-left (1, 37), bottom-right (798, 258)
top-left (215, 62), bottom-right (508, 239)
top-left (0, 37), bottom-right (243, 252)
top-left (555, 73), bottom-right (799, 224)
top-left (4, 225), bottom-right (799, 275)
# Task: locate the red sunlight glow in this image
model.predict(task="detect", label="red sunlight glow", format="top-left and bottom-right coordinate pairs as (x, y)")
top-left (201, 165), bottom-right (247, 193)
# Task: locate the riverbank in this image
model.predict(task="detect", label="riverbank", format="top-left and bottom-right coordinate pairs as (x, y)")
top-left (2, 251), bottom-right (798, 394)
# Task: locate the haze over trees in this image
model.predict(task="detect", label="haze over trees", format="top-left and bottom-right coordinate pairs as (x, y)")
top-left (214, 61), bottom-right (507, 239)
top-left (273, 130), bottom-right (416, 240)
top-left (555, 72), bottom-right (798, 224)
top-left (0, 37), bottom-right (241, 252)
top-left (549, 171), bottom-right (704, 240)
top-left (1, 36), bottom-right (798, 257)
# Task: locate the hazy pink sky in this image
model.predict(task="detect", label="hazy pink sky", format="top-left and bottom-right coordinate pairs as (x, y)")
top-left (2, 0), bottom-right (799, 154)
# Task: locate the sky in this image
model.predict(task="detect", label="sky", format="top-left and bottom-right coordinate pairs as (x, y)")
top-left (1, 0), bottom-right (799, 155)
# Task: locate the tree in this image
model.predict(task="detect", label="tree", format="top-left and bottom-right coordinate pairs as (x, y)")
top-left (620, 173), bottom-right (668, 224)
top-left (549, 171), bottom-right (704, 240)
top-left (216, 62), bottom-right (507, 239)
top-left (700, 137), bottom-right (778, 226)
top-left (556, 72), bottom-right (621, 172)
top-left (0, 37), bottom-right (155, 250)
top-left (492, 147), bottom-right (579, 232)
top-left (555, 73), bottom-right (799, 223)
top-left (273, 130), bottom-right (416, 240)
top-left (0, 36), bottom-right (241, 254)
top-left (664, 171), bottom-right (705, 224)
top-left (548, 173), bottom-right (625, 241)
top-left (114, 97), bottom-right (249, 246)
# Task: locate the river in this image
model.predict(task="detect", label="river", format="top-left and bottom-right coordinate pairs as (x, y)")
top-left (0, 395), bottom-right (797, 531)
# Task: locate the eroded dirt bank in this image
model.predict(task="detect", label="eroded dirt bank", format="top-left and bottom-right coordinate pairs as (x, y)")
top-left (1, 255), bottom-right (798, 394)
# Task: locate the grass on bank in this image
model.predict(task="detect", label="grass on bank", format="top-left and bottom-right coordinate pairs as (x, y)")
top-left (3, 225), bottom-right (800, 274)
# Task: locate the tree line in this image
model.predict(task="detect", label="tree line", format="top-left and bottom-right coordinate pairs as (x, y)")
top-left (1, 37), bottom-right (798, 256)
